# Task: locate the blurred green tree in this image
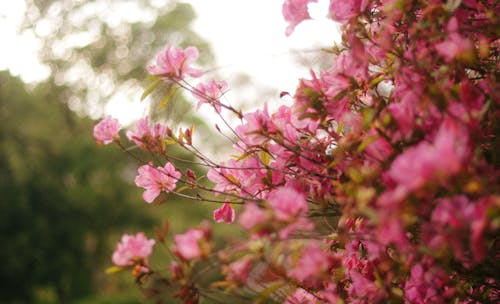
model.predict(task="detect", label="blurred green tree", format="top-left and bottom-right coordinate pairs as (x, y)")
top-left (0, 70), bottom-right (155, 302)
top-left (1, 1), bottom-right (216, 303)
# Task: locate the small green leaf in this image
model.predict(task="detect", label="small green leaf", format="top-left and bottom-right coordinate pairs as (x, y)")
top-left (226, 174), bottom-right (239, 185)
top-left (369, 75), bottom-right (385, 87)
top-left (141, 77), bottom-right (162, 101)
top-left (254, 280), bottom-right (286, 304)
top-left (357, 136), bottom-right (377, 153)
top-left (260, 151), bottom-right (271, 165)
top-left (105, 266), bottom-right (126, 275)
top-left (234, 151), bottom-right (254, 161)
top-left (210, 280), bottom-right (234, 288)
top-left (157, 86), bottom-right (179, 110)
top-left (175, 185), bottom-right (190, 193)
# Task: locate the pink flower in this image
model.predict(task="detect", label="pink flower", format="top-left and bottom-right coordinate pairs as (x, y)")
top-left (470, 197), bottom-right (499, 263)
top-left (235, 104), bottom-right (275, 146)
top-left (93, 115), bottom-right (121, 145)
top-left (328, 0), bottom-right (366, 24)
top-left (435, 34), bottom-right (473, 63)
top-left (365, 135), bottom-right (394, 162)
top-left (238, 202), bottom-right (269, 231)
top-left (387, 99), bottom-right (416, 139)
top-left (278, 217), bottom-right (314, 240)
top-left (288, 242), bottom-right (333, 288)
top-left (268, 185), bottom-right (308, 221)
top-left (435, 17), bottom-right (473, 62)
top-left (282, 0), bottom-right (317, 37)
top-left (388, 117), bottom-right (469, 191)
top-left (126, 116), bottom-right (167, 152)
top-left (424, 196), bottom-right (474, 265)
top-left (225, 257), bottom-right (253, 284)
top-left (348, 271), bottom-right (387, 302)
top-left (112, 232), bottom-right (155, 267)
top-left (147, 45), bottom-right (202, 79)
top-left (318, 283), bottom-right (341, 304)
top-left (134, 162), bottom-right (181, 203)
top-left (208, 157), bottom-right (268, 197)
top-left (404, 263), bottom-right (455, 303)
top-left (285, 288), bottom-right (318, 304)
top-left (213, 202), bottom-right (236, 224)
top-left (173, 228), bottom-right (207, 260)
top-left (193, 79), bottom-right (228, 112)
top-left (170, 261), bottom-right (183, 280)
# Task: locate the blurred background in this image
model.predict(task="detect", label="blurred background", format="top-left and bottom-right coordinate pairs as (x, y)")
top-left (0, 0), bottom-right (337, 302)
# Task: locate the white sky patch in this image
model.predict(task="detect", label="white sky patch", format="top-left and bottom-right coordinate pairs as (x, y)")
top-left (188, 0), bottom-right (339, 103)
top-left (0, 0), bottom-right (340, 124)
top-left (0, 1), bottom-right (51, 82)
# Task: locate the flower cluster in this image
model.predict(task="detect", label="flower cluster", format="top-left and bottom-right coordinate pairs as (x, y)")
top-left (135, 162), bottom-right (181, 203)
top-left (97, 0), bottom-right (499, 303)
top-left (111, 233), bottom-right (155, 276)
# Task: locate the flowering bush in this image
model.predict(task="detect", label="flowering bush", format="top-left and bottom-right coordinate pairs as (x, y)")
top-left (98, 0), bottom-right (499, 303)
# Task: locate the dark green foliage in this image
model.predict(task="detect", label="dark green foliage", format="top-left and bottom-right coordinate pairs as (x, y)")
top-left (1, 1), bottom-right (220, 302)
top-left (0, 71), bottom-right (154, 302)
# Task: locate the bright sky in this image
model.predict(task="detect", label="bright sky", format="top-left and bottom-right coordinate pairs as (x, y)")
top-left (0, 0), bottom-right (339, 124)
top-left (188, 0), bottom-right (339, 94)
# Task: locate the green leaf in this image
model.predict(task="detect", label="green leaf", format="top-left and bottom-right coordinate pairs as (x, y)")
top-left (105, 266), bottom-right (126, 275)
top-left (254, 280), bottom-right (286, 304)
top-left (141, 77), bottom-right (162, 101)
top-left (163, 138), bottom-right (177, 145)
top-left (176, 185), bottom-right (190, 193)
top-left (157, 86), bottom-right (179, 110)
top-left (226, 174), bottom-right (239, 185)
top-left (260, 151), bottom-right (271, 165)
top-left (357, 135), bottom-right (377, 153)
top-left (369, 75), bottom-right (385, 87)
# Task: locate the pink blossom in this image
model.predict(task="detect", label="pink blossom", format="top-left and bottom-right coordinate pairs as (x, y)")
top-left (193, 79), bottom-right (228, 112)
top-left (435, 33), bottom-right (473, 63)
top-left (207, 157), bottom-right (267, 196)
top-left (285, 288), bottom-right (318, 304)
top-left (328, 0), bottom-right (366, 24)
top-left (134, 162), bottom-right (181, 203)
top-left (112, 232), bottom-right (155, 267)
top-left (93, 115), bottom-right (121, 145)
top-left (388, 117), bottom-right (469, 191)
top-left (170, 261), bottom-right (183, 280)
top-left (424, 196), bottom-right (474, 265)
top-left (147, 45), bottom-right (202, 79)
top-left (470, 196), bottom-right (499, 263)
top-left (348, 271), bottom-right (387, 302)
top-left (435, 17), bottom-right (473, 62)
top-left (173, 228), bottom-right (206, 260)
top-left (238, 203), bottom-right (269, 231)
top-left (213, 202), bottom-right (235, 224)
top-left (288, 242), bottom-right (333, 288)
top-left (268, 185), bottom-right (308, 221)
top-left (235, 104), bottom-right (275, 146)
top-left (207, 160), bottom-right (239, 194)
top-left (377, 215), bottom-right (409, 250)
top-left (404, 263), bottom-right (455, 303)
top-left (318, 283), bottom-right (341, 303)
top-left (365, 135), bottom-right (394, 162)
top-left (126, 116), bottom-right (167, 152)
top-left (282, 0), bottom-right (317, 37)
top-left (225, 257), bottom-right (253, 284)
top-left (387, 99), bottom-right (416, 139)
top-left (278, 217), bottom-right (314, 240)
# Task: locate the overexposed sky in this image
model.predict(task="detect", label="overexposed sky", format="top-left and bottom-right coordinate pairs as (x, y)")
top-left (188, 0), bottom-right (338, 93)
top-left (0, 0), bottom-right (339, 123)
